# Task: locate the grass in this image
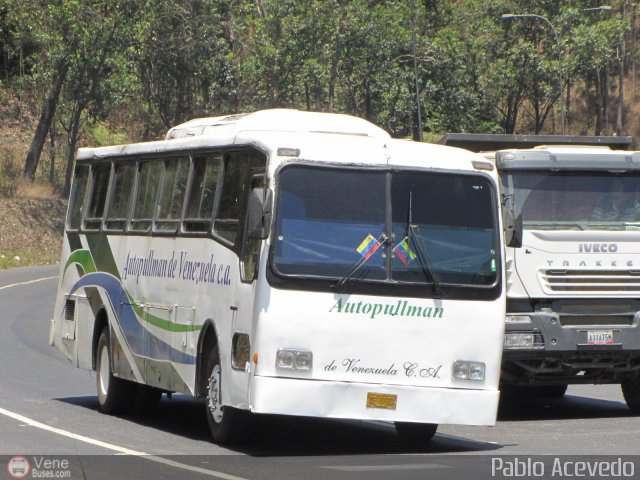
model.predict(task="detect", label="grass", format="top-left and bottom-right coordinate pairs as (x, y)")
top-left (0, 251), bottom-right (60, 269)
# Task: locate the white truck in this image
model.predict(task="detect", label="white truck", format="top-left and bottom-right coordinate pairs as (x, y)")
top-left (439, 134), bottom-right (640, 410)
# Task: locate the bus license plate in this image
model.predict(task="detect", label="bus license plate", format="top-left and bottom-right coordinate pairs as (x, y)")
top-left (587, 330), bottom-right (614, 345)
top-left (366, 392), bottom-right (397, 410)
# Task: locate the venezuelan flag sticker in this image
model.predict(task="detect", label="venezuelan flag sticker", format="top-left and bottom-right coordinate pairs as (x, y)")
top-left (356, 234), bottom-right (382, 260)
top-left (393, 237), bottom-right (416, 265)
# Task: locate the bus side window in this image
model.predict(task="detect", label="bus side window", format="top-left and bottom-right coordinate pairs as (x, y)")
top-left (155, 156), bottom-right (189, 233)
top-left (184, 154), bottom-right (220, 233)
top-left (67, 165), bottom-right (90, 231)
top-left (105, 162), bottom-right (136, 231)
top-left (84, 163), bottom-right (111, 231)
top-left (131, 160), bottom-right (162, 232)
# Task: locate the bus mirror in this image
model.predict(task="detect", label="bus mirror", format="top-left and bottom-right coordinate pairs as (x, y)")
top-left (247, 188), bottom-right (272, 240)
top-left (504, 210), bottom-right (522, 248)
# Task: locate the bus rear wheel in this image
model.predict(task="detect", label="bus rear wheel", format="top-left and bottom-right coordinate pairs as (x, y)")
top-left (96, 327), bottom-right (135, 414)
top-left (394, 422), bottom-right (438, 444)
top-left (204, 345), bottom-right (252, 444)
top-left (621, 379), bottom-right (640, 412)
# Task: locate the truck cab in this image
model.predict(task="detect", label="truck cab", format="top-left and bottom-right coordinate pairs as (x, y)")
top-left (439, 134), bottom-right (640, 410)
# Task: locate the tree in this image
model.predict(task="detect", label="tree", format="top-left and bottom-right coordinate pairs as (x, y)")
top-left (21, 0), bottom-right (144, 193)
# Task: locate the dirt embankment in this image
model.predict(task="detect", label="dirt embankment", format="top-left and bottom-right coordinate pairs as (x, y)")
top-left (0, 198), bottom-right (67, 267)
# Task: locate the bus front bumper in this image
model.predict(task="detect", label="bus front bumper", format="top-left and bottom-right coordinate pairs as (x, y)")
top-left (250, 376), bottom-right (499, 426)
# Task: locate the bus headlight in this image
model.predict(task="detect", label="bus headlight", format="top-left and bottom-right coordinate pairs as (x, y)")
top-left (452, 361), bottom-right (485, 381)
top-left (276, 349), bottom-right (313, 371)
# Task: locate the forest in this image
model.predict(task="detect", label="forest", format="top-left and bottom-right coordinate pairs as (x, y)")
top-left (0, 0), bottom-right (635, 195)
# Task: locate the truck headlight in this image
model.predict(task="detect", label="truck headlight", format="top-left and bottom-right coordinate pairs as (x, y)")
top-left (506, 315), bottom-right (532, 324)
top-left (504, 332), bottom-right (534, 349)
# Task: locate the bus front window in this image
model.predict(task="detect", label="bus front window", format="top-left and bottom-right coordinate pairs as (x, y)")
top-left (391, 172), bottom-right (498, 287)
top-left (272, 166), bottom-right (387, 280)
top-left (271, 165), bottom-right (499, 291)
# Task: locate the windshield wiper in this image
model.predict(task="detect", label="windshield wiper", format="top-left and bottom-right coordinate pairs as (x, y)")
top-left (332, 233), bottom-right (388, 288)
top-left (404, 192), bottom-right (442, 295)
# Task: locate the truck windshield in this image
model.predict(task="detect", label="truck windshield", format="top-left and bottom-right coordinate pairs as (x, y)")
top-left (504, 171), bottom-right (640, 231)
top-left (271, 165), bottom-right (498, 290)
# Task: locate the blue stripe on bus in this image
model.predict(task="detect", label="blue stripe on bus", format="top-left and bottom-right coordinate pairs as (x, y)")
top-left (69, 272), bottom-right (196, 365)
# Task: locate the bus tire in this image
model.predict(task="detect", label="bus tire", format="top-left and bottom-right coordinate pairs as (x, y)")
top-left (204, 344), bottom-right (252, 444)
top-left (621, 379), bottom-right (640, 413)
top-left (394, 422), bottom-right (438, 444)
top-left (95, 327), bottom-right (135, 414)
top-left (535, 384), bottom-right (568, 398)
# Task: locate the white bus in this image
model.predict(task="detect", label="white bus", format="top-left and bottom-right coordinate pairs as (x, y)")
top-left (50, 109), bottom-right (506, 444)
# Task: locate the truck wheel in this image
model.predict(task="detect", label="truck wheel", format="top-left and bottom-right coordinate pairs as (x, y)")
top-left (621, 379), bottom-right (640, 412)
top-left (204, 344), bottom-right (252, 444)
top-left (394, 422), bottom-right (438, 444)
top-left (96, 327), bottom-right (135, 414)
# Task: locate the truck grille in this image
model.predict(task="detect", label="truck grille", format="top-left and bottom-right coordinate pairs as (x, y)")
top-left (542, 269), bottom-right (640, 293)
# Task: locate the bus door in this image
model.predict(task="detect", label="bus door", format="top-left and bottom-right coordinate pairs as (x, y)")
top-left (216, 151), bottom-right (266, 406)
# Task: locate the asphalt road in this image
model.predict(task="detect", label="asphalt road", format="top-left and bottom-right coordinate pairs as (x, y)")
top-left (1, 265), bottom-right (639, 480)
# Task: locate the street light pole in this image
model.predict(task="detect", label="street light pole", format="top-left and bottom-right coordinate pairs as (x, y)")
top-left (409, 0), bottom-right (423, 142)
top-left (412, 24), bottom-right (423, 142)
top-left (502, 13), bottom-right (565, 135)
top-left (501, 7), bottom-right (612, 136)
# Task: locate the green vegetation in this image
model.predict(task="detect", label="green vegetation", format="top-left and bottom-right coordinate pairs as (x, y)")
top-left (0, 0), bottom-right (637, 198)
top-left (0, 252), bottom-right (57, 269)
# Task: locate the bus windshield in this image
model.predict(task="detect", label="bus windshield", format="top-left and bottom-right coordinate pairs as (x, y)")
top-left (271, 165), bottom-right (498, 289)
top-left (504, 171), bottom-right (640, 231)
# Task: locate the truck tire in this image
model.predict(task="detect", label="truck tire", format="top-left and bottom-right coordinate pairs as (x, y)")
top-left (394, 422), bottom-right (438, 444)
top-left (95, 327), bottom-right (135, 414)
top-left (204, 344), bottom-right (252, 444)
top-left (621, 379), bottom-right (640, 413)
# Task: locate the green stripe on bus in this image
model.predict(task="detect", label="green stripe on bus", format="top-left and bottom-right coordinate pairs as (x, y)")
top-left (86, 233), bottom-right (121, 278)
top-left (64, 249), bottom-right (96, 275)
top-left (127, 292), bottom-right (202, 333)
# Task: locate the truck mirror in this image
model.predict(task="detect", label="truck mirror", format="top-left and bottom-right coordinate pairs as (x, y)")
top-left (247, 188), bottom-right (272, 239)
top-left (504, 210), bottom-right (522, 248)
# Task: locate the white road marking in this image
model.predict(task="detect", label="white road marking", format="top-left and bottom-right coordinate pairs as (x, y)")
top-left (0, 406), bottom-right (248, 480)
top-left (0, 276), bottom-right (58, 290)
top-left (320, 463), bottom-right (449, 471)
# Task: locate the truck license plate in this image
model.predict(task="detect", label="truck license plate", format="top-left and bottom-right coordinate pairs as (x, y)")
top-left (366, 392), bottom-right (397, 410)
top-left (587, 330), bottom-right (614, 345)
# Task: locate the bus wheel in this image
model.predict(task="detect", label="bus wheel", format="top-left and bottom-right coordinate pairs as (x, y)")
top-left (621, 379), bottom-right (640, 413)
top-left (535, 384), bottom-right (568, 398)
top-left (204, 345), bottom-right (251, 444)
top-left (96, 327), bottom-right (135, 414)
top-left (394, 422), bottom-right (438, 444)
